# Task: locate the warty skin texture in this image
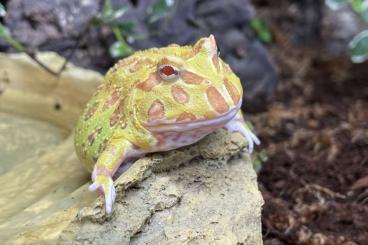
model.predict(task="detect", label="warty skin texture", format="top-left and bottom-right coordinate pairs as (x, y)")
top-left (74, 35), bottom-right (260, 213)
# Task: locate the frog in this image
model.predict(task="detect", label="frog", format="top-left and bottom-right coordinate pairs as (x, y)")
top-left (74, 35), bottom-right (260, 214)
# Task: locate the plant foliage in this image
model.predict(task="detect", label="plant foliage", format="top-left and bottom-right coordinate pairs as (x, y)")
top-left (0, 3), bottom-right (6, 17)
top-left (0, 4), bottom-right (26, 52)
top-left (148, 0), bottom-right (175, 23)
top-left (94, 0), bottom-right (175, 58)
top-left (250, 17), bottom-right (272, 44)
top-left (326, 0), bottom-right (368, 63)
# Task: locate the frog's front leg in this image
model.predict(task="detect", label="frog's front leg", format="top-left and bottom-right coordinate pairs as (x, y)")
top-left (88, 137), bottom-right (144, 213)
top-left (224, 111), bottom-right (260, 153)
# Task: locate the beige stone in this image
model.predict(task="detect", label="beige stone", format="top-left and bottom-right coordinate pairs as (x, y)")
top-left (0, 52), bottom-right (263, 245)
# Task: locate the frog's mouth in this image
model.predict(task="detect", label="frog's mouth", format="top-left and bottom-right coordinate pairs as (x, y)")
top-left (144, 106), bottom-right (239, 133)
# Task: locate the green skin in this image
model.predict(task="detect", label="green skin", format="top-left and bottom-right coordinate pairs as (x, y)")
top-left (74, 35), bottom-right (260, 213)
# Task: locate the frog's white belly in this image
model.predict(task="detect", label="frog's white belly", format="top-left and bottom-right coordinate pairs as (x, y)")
top-left (152, 126), bottom-right (218, 151)
top-left (145, 106), bottom-right (240, 151)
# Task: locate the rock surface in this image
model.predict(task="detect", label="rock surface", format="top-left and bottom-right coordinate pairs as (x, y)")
top-left (0, 52), bottom-right (102, 244)
top-left (59, 131), bottom-right (263, 245)
top-left (0, 52), bottom-right (263, 244)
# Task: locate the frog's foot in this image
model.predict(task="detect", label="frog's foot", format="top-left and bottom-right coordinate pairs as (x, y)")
top-left (89, 166), bottom-right (116, 214)
top-left (225, 119), bottom-right (260, 153)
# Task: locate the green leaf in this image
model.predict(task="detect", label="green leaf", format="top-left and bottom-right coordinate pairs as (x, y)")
top-left (91, 15), bottom-right (103, 26)
top-left (0, 3), bottom-right (6, 17)
top-left (351, 0), bottom-right (364, 13)
top-left (349, 30), bottom-right (368, 63)
top-left (96, 3), bottom-right (129, 25)
top-left (109, 41), bottom-right (133, 58)
top-left (102, 0), bottom-right (113, 18)
top-left (358, 1), bottom-right (368, 22)
top-left (361, 8), bottom-right (368, 22)
top-left (251, 150), bottom-right (268, 173)
top-left (110, 6), bottom-right (128, 20)
top-left (249, 18), bottom-right (272, 44)
top-left (0, 23), bottom-right (10, 37)
top-left (97, 0), bottom-right (127, 22)
top-left (0, 23), bottom-right (26, 52)
top-left (116, 21), bottom-right (135, 35)
top-left (325, 0), bottom-right (349, 10)
top-left (149, 0), bottom-right (175, 22)
top-left (350, 0), bottom-right (368, 22)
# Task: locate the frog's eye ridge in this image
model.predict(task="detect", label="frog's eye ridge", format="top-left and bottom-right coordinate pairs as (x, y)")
top-left (158, 65), bottom-right (179, 80)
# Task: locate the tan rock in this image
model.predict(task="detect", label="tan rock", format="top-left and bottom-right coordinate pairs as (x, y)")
top-left (0, 52), bottom-right (263, 245)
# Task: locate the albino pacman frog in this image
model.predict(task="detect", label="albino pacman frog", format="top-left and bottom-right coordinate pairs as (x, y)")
top-left (74, 35), bottom-right (260, 213)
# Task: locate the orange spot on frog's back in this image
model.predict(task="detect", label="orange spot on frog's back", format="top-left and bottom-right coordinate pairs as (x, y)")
top-left (181, 70), bottom-right (204, 84)
top-left (206, 86), bottom-right (229, 114)
top-left (84, 101), bottom-right (99, 120)
top-left (98, 138), bottom-right (109, 154)
top-left (110, 101), bottom-right (124, 127)
top-left (120, 119), bottom-right (127, 129)
top-left (224, 78), bottom-right (241, 104)
top-left (102, 90), bottom-right (120, 111)
top-left (88, 127), bottom-right (102, 146)
top-left (148, 100), bottom-right (165, 121)
top-left (92, 84), bottom-right (104, 97)
top-left (176, 112), bottom-right (197, 123)
top-left (136, 73), bottom-right (161, 92)
top-left (171, 85), bottom-right (189, 104)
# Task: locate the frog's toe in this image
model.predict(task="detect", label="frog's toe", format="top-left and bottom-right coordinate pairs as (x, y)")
top-left (225, 121), bottom-right (260, 153)
top-left (242, 128), bottom-right (260, 153)
top-left (88, 182), bottom-right (98, 192)
top-left (104, 179), bottom-right (116, 214)
top-left (88, 175), bottom-right (116, 214)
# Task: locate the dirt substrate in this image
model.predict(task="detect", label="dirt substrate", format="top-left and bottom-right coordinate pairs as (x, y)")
top-left (251, 3), bottom-right (368, 243)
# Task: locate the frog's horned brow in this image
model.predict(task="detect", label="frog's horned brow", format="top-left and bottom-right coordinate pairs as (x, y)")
top-left (159, 56), bottom-right (183, 67)
top-left (192, 35), bottom-right (221, 72)
top-left (208, 34), bottom-right (217, 45)
top-left (193, 34), bottom-right (218, 57)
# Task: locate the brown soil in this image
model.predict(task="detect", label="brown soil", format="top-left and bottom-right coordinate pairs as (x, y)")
top-left (251, 1), bottom-right (368, 244)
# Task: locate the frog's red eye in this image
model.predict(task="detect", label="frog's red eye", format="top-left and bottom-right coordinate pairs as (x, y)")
top-left (158, 65), bottom-right (179, 80)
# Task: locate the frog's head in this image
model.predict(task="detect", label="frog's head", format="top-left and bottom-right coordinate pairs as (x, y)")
top-left (136, 35), bottom-right (242, 133)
